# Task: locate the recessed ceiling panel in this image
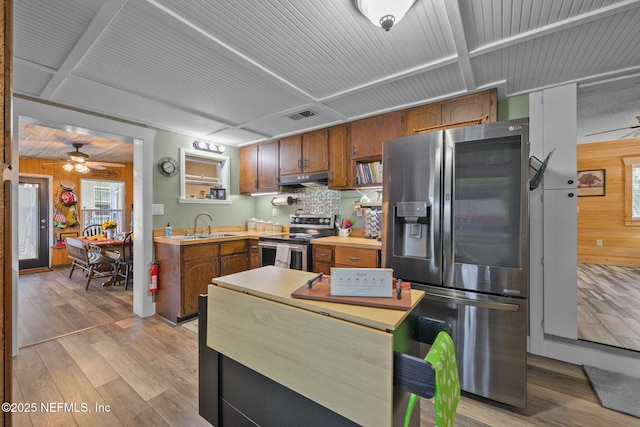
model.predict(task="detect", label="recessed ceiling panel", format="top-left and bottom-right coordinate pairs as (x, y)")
top-left (471, 7), bottom-right (640, 95)
top-left (12, 63), bottom-right (53, 96)
top-left (207, 128), bottom-right (269, 146)
top-left (460, 0), bottom-right (628, 49)
top-left (13, 0), bottom-right (104, 69)
top-left (325, 64), bottom-right (464, 118)
top-left (71, 0), bottom-right (309, 126)
top-left (53, 77), bottom-right (229, 137)
top-left (153, 0), bottom-right (455, 99)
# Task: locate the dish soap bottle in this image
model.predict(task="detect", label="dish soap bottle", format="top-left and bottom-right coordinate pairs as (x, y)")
top-left (165, 222), bottom-right (172, 236)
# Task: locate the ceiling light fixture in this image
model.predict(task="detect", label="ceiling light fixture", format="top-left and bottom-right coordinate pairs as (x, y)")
top-left (63, 163), bottom-right (75, 172)
top-left (193, 141), bottom-right (225, 154)
top-left (355, 0), bottom-right (416, 31)
top-left (75, 163), bottom-right (90, 174)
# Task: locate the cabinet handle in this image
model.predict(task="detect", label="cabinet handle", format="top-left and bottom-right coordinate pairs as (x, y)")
top-left (348, 256), bottom-right (362, 261)
top-left (568, 192), bottom-right (574, 197)
top-left (568, 179), bottom-right (574, 185)
top-left (251, 245), bottom-right (259, 250)
top-left (298, 159), bottom-right (302, 169)
top-left (303, 158), bottom-right (308, 170)
top-left (317, 253), bottom-right (329, 257)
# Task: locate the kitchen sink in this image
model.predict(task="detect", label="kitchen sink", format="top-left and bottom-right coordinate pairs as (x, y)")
top-left (160, 233), bottom-right (241, 240)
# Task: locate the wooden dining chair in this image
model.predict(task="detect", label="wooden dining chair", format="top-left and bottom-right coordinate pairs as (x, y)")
top-left (113, 232), bottom-right (133, 289)
top-left (82, 224), bottom-right (103, 237)
top-left (66, 237), bottom-right (119, 289)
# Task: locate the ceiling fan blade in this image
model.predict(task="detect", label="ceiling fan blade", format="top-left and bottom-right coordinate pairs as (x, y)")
top-left (584, 126), bottom-right (633, 137)
top-left (86, 164), bottom-right (106, 170)
top-left (86, 161), bottom-right (125, 168)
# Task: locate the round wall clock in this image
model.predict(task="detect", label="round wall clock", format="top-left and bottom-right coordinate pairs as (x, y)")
top-left (158, 157), bottom-right (179, 177)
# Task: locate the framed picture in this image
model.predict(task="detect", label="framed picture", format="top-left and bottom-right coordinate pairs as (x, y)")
top-left (577, 169), bottom-right (605, 197)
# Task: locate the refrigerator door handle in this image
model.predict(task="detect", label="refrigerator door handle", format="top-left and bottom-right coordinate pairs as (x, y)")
top-left (424, 293), bottom-right (520, 312)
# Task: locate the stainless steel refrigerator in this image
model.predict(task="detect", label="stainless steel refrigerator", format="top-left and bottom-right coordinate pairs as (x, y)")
top-left (382, 119), bottom-right (529, 408)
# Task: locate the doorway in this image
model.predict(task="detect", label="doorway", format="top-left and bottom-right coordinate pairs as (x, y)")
top-left (18, 176), bottom-right (50, 271)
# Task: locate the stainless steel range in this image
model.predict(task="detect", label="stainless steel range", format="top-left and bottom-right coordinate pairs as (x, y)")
top-left (258, 214), bottom-right (335, 271)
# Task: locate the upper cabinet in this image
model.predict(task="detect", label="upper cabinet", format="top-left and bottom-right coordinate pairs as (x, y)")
top-left (239, 140), bottom-right (279, 194)
top-left (441, 90), bottom-right (497, 125)
top-left (328, 124), bottom-right (350, 189)
top-left (180, 148), bottom-right (231, 203)
top-left (279, 129), bottom-right (329, 177)
top-left (401, 89), bottom-right (497, 136)
top-left (401, 103), bottom-right (442, 136)
top-left (350, 111), bottom-right (401, 160)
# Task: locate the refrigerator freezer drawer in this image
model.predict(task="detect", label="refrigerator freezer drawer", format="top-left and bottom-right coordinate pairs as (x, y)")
top-left (419, 286), bottom-right (528, 408)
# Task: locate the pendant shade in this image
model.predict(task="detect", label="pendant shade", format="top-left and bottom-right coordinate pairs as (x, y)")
top-left (356, 0), bottom-right (416, 31)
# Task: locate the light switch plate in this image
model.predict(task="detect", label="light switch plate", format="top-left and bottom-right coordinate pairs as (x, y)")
top-left (152, 204), bottom-right (164, 215)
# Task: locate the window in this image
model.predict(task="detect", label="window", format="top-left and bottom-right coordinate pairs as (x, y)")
top-left (622, 156), bottom-right (640, 225)
top-left (80, 179), bottom-right (125, 231)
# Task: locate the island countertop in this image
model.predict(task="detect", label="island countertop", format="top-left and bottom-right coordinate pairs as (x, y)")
top-left (211, 265), bottom-right (422, 332)
top-left (311, 235), bottom-right (382, 249)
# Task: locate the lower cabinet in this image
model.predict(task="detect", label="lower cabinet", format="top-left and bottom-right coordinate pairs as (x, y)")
top-left (249, 238), bottom-right (260, 269)
top-left (334, 246), bottom-right (380, 268)
top-left (155, 239), bottom-right (250, 323)
top-left (312, 244), bottom-right (333, 273)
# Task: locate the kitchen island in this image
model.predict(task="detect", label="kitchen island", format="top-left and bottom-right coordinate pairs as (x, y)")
top-left (199, 266), bottom-right (425, 427)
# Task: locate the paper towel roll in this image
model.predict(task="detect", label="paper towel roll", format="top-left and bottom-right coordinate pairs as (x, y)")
top-left (271, 196), bottom-right (294, 206)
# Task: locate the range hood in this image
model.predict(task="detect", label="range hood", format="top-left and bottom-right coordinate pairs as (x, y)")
top-left (278, 172), bottom-right (328, 187)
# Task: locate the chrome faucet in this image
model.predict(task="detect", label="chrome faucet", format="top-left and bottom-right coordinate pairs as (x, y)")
top-left (194, 212), bottom-right (214, 235)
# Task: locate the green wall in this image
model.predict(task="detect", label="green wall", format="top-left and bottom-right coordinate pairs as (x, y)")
top-left (152, 129), bottom-right (255, 230)
top-left (498, 94), bottom-right (529, 120)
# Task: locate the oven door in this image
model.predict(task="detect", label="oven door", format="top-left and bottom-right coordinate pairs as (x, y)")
top-left (258, 241), bottom-right (308, 271)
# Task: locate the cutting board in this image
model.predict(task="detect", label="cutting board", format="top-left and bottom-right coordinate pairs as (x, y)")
top-left (291, 276), bottom-right (412, 311)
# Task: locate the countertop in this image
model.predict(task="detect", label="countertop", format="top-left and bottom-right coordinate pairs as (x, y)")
top-left (212, 266), bottom-right (422, 331)
top-left (311, 235), bottom-right (382, 250)
top-left (153, 230), bottom-right (286, 246)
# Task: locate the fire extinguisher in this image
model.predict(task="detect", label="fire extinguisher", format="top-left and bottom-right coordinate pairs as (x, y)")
top-left (149, 262), bottom-right (159, 293)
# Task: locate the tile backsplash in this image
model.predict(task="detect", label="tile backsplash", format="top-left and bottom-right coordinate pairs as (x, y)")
top-left (294, 186), bottom-right (341, 215)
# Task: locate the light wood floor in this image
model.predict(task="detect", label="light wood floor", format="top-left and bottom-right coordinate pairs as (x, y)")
top-left (12, 269), bottom-right (638, 426)
top-left (578, 263), bottom-right (640, 352)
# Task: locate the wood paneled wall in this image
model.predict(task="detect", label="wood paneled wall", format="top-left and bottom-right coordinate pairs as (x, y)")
top-left (577, 139), bottom-right (640, 267)
top-left (19, 157), bottom-right (134, 238)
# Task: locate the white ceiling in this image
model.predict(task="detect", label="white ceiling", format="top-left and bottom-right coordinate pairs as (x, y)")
top-left (13, 0), bottom-right (640, 149)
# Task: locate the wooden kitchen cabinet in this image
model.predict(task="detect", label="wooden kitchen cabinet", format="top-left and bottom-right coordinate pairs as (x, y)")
top-left (334, 246), bottom-right (380, 268)
top-left (327, 124), bottom-right (350, 189)
top-left (401, 103), bottom-right (442, 136)
top-left (249, 238), bottom-right (260, 269)
top-left (220, 240), bottom-right (248, 276)
top-left (239, 140), bottom-right (279, 194)
top-left (441, 90), bottom-right (497, 125)
top-left (279, 130), bottom-right (329, 177)
top-left (312, 244), bottom-right (334, 274)
top-left (350, 111), bottom-right (401, 160)
top-left (155, 241), bottom-right (220, 323)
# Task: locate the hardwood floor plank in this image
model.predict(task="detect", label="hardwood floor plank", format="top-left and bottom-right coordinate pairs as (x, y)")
top-left (10, 375), bottom-right (34, 427)
top-left (58, 333), bottom-right (120, 388)
top-left (147, 389), bottom-right (210, 427)
top-left (96, 378), bottom-right (170, 427)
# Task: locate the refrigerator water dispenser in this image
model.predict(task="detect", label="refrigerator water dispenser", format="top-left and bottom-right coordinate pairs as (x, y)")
top-left (395, 201), bottom-right (429, 258)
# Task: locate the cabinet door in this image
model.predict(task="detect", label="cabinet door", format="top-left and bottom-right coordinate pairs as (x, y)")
top-left (401, 103), bottom-right (442, 136)
top-left (258, 140), bottom-right (280, 192)
top-left (239, 145), bottom-right (258, 194)
top-left (302, 129), bottom-right (329, 173)
top-left (350, 111), bottom-right (401, 159)
top-left (221, 252), bottom-right (249, 276)
top-left (334, 247), bottom-right (379, 268)
top-left (182, 257), bottom-right (218, 317)
top-left (441, 90), bottom-right (497, 125)
top-left (249, 238), bottom-right (260, 269)
top-left (328, 125), bottom-right (350, 189)
top-left (279, 135), bottom-right (303, 176)
top-left (313, 245), bottom-right (334, 274)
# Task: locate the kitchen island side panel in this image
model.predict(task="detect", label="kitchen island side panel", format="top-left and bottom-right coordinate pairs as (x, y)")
top-left (206, 284), bottom-right (394, 427)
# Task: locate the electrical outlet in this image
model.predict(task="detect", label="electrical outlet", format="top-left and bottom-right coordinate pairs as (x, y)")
top-left (596, 239), bottom-right (602, 247)
top-left (152, 204), bottom-right (164, 215)
top-left (272, 207), bottom-right (277, 217)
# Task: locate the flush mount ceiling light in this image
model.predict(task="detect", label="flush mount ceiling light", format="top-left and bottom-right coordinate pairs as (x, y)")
top-left (193, 140), bottom-right (226, 154)
top-left (355, 0), bottom-right (416, 31)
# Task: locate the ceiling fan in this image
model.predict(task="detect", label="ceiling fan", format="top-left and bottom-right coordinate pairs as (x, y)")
top-left (46, 142), bottom-right (125, 173)
top-left (584, 115), bottom-right (640, 138)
